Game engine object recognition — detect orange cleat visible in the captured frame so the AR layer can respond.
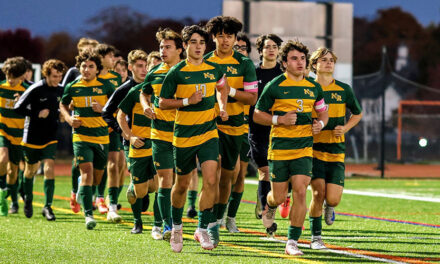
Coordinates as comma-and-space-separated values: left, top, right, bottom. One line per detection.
278, 196, 290, 218
96, 197, 108, 214
70, 192, 80, 213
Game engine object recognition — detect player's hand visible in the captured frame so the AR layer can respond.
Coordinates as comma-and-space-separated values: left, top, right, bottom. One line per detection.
278, 110, 297, 126
70, 115, 82, 128
38, 109, 50, 118
68, 101, 74, 111
13, 93, 20, 103
188, 90, 203, 105
143, 106, 156, 120
333, 125, 346, 137
122, 132, 130, 141
219, 109, 228, 121
130, 136, 145, 148
312, 120, 324, 135
91, 100, 103, 113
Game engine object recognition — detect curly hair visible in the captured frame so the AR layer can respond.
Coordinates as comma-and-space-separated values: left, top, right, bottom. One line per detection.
236, 32, 251, 54
42, 59, 68, 78
308, 47, 338, 73
1, 57, 28, 78
255, 34, 283, 55
205, 16, 242, 36
279, 40, 309, 71
75, 51, 103, 74
94, 43, 117, 57
181, 25, 209, 44
127, 49, 148, 65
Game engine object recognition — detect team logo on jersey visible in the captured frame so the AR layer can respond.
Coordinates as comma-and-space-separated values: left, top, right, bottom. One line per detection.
204, 73, 215, 80
331, 93, 342, 102
227, 66, 237, 75
110, 80, 118, 87
304, 88, 315, 97
93, 88, 103, 94
270, 172, 276, 179
76, 156, 84, 161
154, 161, 160, 167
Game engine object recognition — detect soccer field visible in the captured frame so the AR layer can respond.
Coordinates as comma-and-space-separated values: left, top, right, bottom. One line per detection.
1, 175, 439, 264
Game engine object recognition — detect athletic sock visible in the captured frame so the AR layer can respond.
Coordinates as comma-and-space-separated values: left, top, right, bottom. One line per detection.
79, 185, 93, 217
288, 182, 292, 194
131, 198, 142, 225
71, 161, 80, 193
97, 170, 107, 198
0, 174, 6, 189
153, 192, 162, 227
117, 186, 123, 197
309, 216, 322, 237
216, 203, 228, 221
17, 169, 24, 195
158, 188, 172, 227
171, 206, 184, 226
23, 177, 34, 201
258, 180, 271, 210
187, 190, 198, 208
108, 187, 119, 205
227, 191, 243, 218
198, 208, 213, 229
91, 185, 97, 198
7, 183, 18, 206
288, 225, 303, 241
44, 179, 55, 207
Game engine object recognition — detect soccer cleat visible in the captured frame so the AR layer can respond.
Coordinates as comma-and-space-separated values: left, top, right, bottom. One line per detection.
278, 196, 291, 218
151, 226, 163, 240
186, 206, 197, 219
9, 203, 18, 214
255, 192, 262, 219
96, 197, 108, 214
107, 210, 122, 223
266, 222, 277, 238
42, 206, 56, 221
131, 222, 143, 234
85, 216, 97, 230
141, 194, 150, 212
285, 241, 304, 256
117, 204, 122, 210
70, 192, 80, 213
262, 205, 276, 228
310, 237, 326, 250
207, 224, 220, 248
162, 225, 172, 242
126, 183, 136, 205
0, 189, 8, 216
170, 228, 183, 253
24, 198, 33, 218
225, 217, 240, 233
194, 229, 214, 250
324, 202, 335, 225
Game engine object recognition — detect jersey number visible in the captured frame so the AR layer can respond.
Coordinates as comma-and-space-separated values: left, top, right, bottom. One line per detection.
195, 84, 207, 97
4, 99, 15, 109
84, 97, 93, 107
297, 99, 304, 112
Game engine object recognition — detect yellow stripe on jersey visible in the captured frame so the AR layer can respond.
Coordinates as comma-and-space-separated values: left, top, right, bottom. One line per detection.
321, 81, 345, 91
227, 76, 244, 89
72, 95, 108, 108
270, 124, 312, 139
180, 61, 216, 72
151, 83, 162, 97
129, 147, 152, 158
151, 129, 173, 142
173, 129, 218, 148
71, 79, 104, 88
327, 103, 346, 118
0, 129, 22, 145
217, 124, 246, 136
268, 147, 313, 161
0, 98, 18, 109
132, 124, 150, 139
313, 150, 345, 163
279, 76, 316, 88
272, 99, 315, 113
313, 130, 345, 144
77, 116, 108, 128
154, 63, 171, 74
0, 82, 26, 92
153, 107, 176, 123
175, 108, 216, 126
72, 134, 109, 144
22, 140, 57, 149
175, 82, 216, 99
206, 54, 240, 65
0, 115, 25, 129
226, 101, 244, 116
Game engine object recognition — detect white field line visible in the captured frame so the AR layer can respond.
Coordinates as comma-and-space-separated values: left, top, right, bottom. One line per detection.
244, 179, 440, 203
260, 237, 407, 264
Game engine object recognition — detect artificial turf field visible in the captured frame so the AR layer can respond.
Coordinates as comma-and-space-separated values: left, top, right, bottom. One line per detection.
0, 175, 439, 263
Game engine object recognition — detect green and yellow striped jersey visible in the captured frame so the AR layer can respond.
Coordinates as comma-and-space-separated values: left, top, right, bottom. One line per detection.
142, 62, 175, 143
0, 80, 29, 145
255, 73, 324, 161
61, 78, 114, 144
312, 79, 362, 163
98, 70, 122, 89
118, 84, 152, 158
204, 51, 257, 136
160, 59, 224, 148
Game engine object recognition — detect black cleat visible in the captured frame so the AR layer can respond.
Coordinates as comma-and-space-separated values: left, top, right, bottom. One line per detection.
9, 203, 18, 214
131, 222, 143, 234
186, 206, 197, 219
266, 222, 277, 238
117, 203, 122, 210
42, 206, 56, 221
141, 194, 150, 212
24, 199, 33, 218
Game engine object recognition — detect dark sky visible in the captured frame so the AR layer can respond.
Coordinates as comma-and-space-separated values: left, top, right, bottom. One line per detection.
1, 0, 439, 36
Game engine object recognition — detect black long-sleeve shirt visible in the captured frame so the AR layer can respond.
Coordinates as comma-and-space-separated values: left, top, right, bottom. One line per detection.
14, 79, 64, 146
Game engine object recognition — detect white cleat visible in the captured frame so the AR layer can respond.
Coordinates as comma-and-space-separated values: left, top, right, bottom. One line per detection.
170, 228, 183, 253
151, 226, 163, 240
310, 237, 326, 250
285, 241, 304, 256
324, 202, 335, 225
194, 229, 214, 250
225, 217, 240, 233
85, 216, 97, 230
107, 211, 122, 223
262, 205, 276, 229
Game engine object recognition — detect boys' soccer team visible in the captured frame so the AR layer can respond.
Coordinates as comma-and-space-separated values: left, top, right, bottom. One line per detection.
0, 16, 362, 256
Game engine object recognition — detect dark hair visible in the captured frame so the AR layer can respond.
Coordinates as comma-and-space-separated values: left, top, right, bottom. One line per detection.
114, 59, 128, 69
24, 59, 33, 71
256, 34, 283, 55
205, 16, 242, 36
75, 50, 103, 74
2, 57, 27, 78
279, 40, 309, 71
236, 32, 251, 54
94, 43, 117, 57
156, 28, 184, 59
181, 25, 209, 44
42, 59, 67, 78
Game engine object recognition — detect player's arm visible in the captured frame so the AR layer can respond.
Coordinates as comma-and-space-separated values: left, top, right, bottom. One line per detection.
102, 87, 126, 133
334, 84, 363, 137
312, 93, 329, 135
13, 85, 34, 116
230, 59, 258, 105
216, 74, 229, 121
334, 113, 362, 137
140, 92, 155, 119
229, 87, 258, 105
116, 110, 144, 148
59, 102, 81, 128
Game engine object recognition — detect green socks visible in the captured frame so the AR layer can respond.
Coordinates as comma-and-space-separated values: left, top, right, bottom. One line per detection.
187, 190, 198, 208
0, 174, 5, 189
44, 179, 55, 207
158, 188, 172, 227
227, 192, 243, 218
71, 161, 80, 193
97, 170, 107, 198
7, 183, 18, 206
23, 177, 34, 201
153, 193, 162, 227
171, 206, 184, 226
216, 203, 228, 221
79, 186, 93, 217
288, 225, 303, 241
198, 208, 213, 229
131, 198, 142, 225
108, 187, 119, 205
309, 216, 322, 237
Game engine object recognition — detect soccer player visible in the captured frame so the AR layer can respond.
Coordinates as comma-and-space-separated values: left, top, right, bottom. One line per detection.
147, 51, 162, 71
0, 57, 29, 216
159, 25, 228, 252
308, 47, 362, 249
60, 51, 113, 229
102, 49, 149, 222
249, 34, 283, 229
94, 43, 122, 215
204, 16, 258, 245
140, 28, 183, 240
114, 59, 129, 83
14, 59, 67, 220
253, 40, 328, 256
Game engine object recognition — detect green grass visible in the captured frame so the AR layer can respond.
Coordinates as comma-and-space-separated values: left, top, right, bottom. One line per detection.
1, 176, 439, 263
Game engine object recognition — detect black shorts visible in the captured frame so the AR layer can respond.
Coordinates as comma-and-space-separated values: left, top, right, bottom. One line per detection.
248, 134, 269, 168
